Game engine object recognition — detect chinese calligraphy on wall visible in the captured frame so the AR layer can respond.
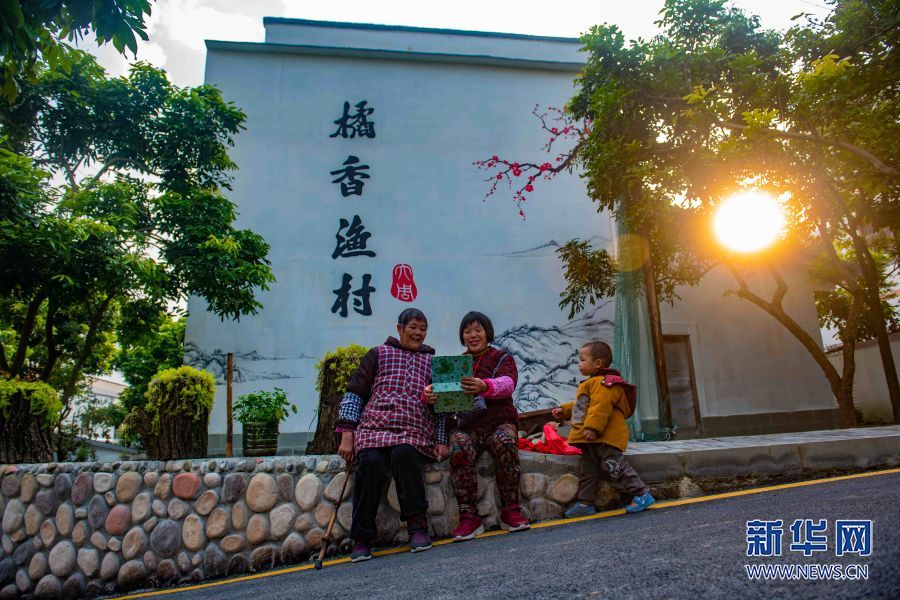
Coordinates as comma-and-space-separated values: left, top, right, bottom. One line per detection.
328, 100, 418, 318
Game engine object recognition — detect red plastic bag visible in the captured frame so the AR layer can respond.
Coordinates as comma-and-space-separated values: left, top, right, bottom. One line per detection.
520, 423, 582, 455
517, 437, 537, 452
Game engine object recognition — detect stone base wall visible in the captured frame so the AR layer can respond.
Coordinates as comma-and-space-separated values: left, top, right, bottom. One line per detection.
0, 453, 588, 599
7, 439, 891, 599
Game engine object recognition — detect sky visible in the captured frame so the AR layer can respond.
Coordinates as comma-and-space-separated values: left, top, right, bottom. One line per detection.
80, 0, 833, 87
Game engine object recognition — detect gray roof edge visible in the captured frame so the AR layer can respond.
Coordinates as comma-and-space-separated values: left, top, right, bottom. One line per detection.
262, 17, 582, 44
204, 40, 586, 71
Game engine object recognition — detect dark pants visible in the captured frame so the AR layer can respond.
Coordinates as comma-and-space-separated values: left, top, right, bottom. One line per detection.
351, 444, 428, 542
450, 422, 521, 514
575, 443, 647, 502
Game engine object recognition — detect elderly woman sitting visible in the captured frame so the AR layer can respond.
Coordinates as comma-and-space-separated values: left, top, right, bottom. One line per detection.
425, 311, 529, 541
335, 308, 449, 563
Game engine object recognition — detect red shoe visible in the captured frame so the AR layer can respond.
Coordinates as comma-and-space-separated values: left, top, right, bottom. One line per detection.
500, 504, 530, 532
452, 512, 485, 541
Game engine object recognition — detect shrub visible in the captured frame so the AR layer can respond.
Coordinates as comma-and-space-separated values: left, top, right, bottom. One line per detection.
0, 378, 63, 425
315, 343, 368, 392
0, 378, 63, 462
145, 365, 215, 432
125, 365, 215, 459
307, 343, 368, 454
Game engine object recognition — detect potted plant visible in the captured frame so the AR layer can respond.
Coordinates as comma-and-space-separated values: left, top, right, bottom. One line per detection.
234, 387, 297, 457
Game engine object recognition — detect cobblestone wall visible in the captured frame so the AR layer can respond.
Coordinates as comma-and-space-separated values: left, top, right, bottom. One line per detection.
0, 452, 586, 598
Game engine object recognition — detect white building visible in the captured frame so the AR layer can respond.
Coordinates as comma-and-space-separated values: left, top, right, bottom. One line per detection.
68, 375, 126, 443
186, 18, 836, 454
827, 333, 899, 424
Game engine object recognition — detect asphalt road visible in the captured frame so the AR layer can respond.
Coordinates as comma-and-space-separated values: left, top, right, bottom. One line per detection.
131, 471, 900, 600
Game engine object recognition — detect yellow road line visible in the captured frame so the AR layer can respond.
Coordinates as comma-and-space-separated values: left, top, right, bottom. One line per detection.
114, 466, 900, 599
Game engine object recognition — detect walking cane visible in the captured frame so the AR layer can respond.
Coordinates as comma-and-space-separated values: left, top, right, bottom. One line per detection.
314, 457, 354, 570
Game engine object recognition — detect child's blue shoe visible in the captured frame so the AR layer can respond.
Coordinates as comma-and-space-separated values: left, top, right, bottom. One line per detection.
625, 492, 655, 513
564, 501, 597, 518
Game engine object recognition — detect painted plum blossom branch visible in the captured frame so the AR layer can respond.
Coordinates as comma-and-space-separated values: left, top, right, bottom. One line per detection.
473, 105, 590, 218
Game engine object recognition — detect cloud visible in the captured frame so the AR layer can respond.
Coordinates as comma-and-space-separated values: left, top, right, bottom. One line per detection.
79, 0, 287, 86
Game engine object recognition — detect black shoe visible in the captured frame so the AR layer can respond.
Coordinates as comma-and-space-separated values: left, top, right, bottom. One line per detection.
350, 540, 372, 562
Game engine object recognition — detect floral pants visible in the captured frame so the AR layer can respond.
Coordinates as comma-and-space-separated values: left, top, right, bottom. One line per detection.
450, 422, 521, 514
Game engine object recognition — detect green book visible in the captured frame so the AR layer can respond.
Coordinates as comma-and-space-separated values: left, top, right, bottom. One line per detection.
431, 355, 473, 413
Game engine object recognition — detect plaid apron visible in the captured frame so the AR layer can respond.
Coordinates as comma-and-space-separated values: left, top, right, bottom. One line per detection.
355, 343, 438, 459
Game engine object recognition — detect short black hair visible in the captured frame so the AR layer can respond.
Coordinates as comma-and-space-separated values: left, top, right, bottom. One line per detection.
582, 341, 613, 367
459, 311, 494, 345
398, 308, 428, 327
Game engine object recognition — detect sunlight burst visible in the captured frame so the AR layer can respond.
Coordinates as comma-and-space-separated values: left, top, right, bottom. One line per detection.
713, 191, 785, 253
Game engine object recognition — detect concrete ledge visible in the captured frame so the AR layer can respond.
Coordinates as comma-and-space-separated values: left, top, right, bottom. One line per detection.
627, 453, 684, 483
798, 436, 900, 470
627, 425, 900, 483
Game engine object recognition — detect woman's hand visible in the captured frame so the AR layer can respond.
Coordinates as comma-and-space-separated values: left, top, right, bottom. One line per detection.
338, 431, 355, 463
551, 407, 563, 420
583, 429, 598, 441
461, 376, 487, 395
435, 443, 449, 461
423, 384, 437, 405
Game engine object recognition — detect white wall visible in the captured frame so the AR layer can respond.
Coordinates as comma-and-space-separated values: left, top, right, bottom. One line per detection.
828, 334, 899, 423
187, 20, 835, 438
190, 28, 614, 437
663, 263, 836, 419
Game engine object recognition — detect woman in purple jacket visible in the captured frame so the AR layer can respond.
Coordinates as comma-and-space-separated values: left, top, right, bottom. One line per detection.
335, 308, 449, 563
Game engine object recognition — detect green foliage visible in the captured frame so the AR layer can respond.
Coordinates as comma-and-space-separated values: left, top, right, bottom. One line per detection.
0, 377, 63, 425
557, 240, 617, 318
0, 0, 152, 101
142, 365, 214, 434
497, 0, 900, 420
116, 314, 184, 417
0, 55, 274, 453
315, 343, 368, 393
233, 387, 296, 424
560, 0, 897, 339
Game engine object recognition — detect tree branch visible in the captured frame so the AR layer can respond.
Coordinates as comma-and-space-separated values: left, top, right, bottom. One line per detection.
722, 121, 899, 177
61, 294, 114, 407
82, 156, 134, 191
83, 157, 124, 191
10, 290, 49, 376
767, 263, 789, 307
726, 263, 843, 391
63, 162, 80, 192
847, 18, 900, 53
839, 293, 861, 385
699, 261, 722, 278
40, 296, 60, 381
635, 88, 898, 177
0, 338, 8, 373
814, 218, 862, 290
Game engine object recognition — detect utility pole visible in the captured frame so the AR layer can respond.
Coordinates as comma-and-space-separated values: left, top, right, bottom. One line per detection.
226, 352, 234, 458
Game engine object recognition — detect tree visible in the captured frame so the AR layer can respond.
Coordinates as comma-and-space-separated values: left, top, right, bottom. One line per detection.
114, 313, 185, 445
0, 0, 152, 101
0, 54, 275, 462
476, 0, 899, 427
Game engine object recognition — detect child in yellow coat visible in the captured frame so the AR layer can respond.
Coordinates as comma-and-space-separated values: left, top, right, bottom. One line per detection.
552, 341, 655, 517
